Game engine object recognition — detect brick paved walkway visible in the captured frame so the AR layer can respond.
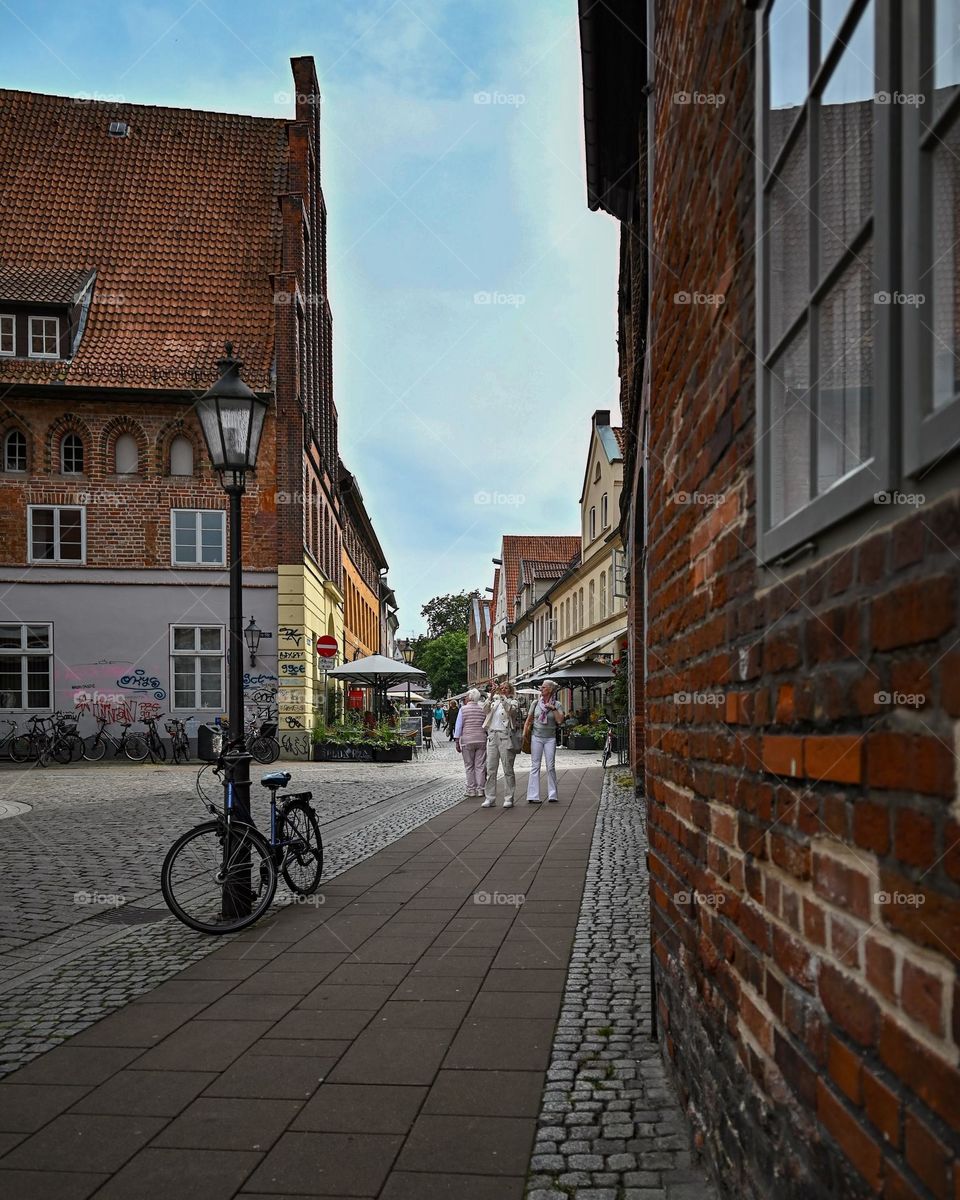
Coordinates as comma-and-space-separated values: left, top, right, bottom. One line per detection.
0, 760, 604, 1198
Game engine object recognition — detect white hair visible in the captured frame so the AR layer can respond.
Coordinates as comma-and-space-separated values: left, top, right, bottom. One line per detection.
467, 688, 482, 702
541, 679, 557, 693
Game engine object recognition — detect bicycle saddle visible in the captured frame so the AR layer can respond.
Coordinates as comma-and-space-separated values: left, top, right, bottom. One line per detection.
261, 771, 292, 789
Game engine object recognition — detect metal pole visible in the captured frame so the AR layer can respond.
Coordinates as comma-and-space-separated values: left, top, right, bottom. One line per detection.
223, 476, 252, 918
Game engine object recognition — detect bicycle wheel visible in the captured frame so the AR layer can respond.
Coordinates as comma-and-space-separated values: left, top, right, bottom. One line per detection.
250, 736, 280, 764
10, 735, 33, 763
123, 734, 149, 762
177, 735, 191, 764
279, 800, 323, 895
83, 734, 107, 762
161, 820, 277, 934
151, 737, 167, 763
53, 734, 84, 765
171, 737, 183, 765
602, 742, 611, 769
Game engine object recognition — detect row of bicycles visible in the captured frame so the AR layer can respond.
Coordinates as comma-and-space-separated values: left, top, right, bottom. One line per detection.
0, 712, 280, 767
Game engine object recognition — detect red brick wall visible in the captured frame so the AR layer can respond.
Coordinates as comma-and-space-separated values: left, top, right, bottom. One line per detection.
0, 399, 277, 568
634, 4, 960, 1198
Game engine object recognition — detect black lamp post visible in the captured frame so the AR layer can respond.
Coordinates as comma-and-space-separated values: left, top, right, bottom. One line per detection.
244, 617, 262, 666
196, 342, 268, 917
544, 642, 557, 670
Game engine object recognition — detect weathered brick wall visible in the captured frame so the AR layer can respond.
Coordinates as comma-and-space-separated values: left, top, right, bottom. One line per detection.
639, 4, 960, 1198
0, 398, 277, 569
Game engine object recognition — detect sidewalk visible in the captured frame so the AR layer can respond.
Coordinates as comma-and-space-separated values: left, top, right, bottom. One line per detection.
0, 761, 603, 1199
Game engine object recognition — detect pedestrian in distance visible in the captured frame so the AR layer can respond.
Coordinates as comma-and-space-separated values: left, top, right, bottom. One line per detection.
454, 688, 487, 798
445, 700, 458, 740
481, 679, 520, 808
434, 704, 444, 730
524, 679, 565, 804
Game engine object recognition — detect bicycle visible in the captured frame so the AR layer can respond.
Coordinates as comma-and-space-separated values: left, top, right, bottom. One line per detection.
161, 747, 323, 934
247, 719, 279, 764
0, 718, 31, 762
165, 717, 191, 765
601, 718, 615, 769
43, 711, 85, 766
140, 714, 167, 763
83, 715, 149, 762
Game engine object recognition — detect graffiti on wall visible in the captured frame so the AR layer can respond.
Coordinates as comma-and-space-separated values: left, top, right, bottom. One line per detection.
115, 668, 166, 700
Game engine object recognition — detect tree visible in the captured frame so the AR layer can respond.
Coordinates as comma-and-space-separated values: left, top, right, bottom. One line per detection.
420, 590, 477, 639
414, 631, 468, 699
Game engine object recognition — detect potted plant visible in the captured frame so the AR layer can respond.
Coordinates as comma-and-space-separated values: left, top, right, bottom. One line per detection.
567, 723, 605, 751
312, 720, 374, 762
370, 722, 414, 762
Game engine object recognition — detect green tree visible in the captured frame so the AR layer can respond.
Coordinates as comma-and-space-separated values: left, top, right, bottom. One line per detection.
420, 590, 477, 639
414, 631, 468, 699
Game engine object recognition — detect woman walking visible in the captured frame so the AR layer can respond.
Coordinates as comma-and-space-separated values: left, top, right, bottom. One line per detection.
482, 680, 520, 808
445, 700, 458, 740
454, 689, 487, 798
524, 679, 565, 804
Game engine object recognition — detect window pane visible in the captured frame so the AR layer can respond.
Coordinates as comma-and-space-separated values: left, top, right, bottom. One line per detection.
769, 0, 809, 165
115, 433, 137, 474
817, 250, 874, 493
818, 0, 855, 59
174, 512, 197, 562
30, 508, 55, 559
170, 436, 193, 476
173, 627, 196, 650
768, 123, 810, 348
199, 513, 223, 563
931, 112, 960, 410
935, 0, 960, 115
0, 656, 22, 707
199, 658, 222, 707
818, 1, 874, 275
770, 329, 812, 525
59, 509, 82, 560
5, 430, 26, 471
173, 659, 195, 709
26, 625, 49, 649
199, 627, 221, 651
26, 657, 50, 708
0, 626, 21, 649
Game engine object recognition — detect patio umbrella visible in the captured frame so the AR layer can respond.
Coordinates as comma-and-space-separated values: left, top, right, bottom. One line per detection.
326, 654, 426, 716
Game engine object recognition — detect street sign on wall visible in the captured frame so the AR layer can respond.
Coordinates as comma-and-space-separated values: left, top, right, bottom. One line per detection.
316, 635, 338, 659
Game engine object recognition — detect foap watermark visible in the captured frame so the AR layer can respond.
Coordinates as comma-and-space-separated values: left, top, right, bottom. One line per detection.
273, 291, 324, 307
873, 490, 925, 507
673, 691, 725, 706
674, 291, 725, 307
286, 894, 326, 908
73, 91, 126, 104
474, 291, 525, 307
673, 90, 726, 106
90, 292, 126, 309
473, 90, 526, 107
474, 890, 524, 907
72, 491, 123, 507
674, 490, 726, 506
875, 890, 925, 907
273, 91, 320, 106
474, 490, 525, 507
675, 890, 725, 907
875, 91, 925, 107
74, 891, 125, 907
874, 290, 925, 307
875, 691, 925, 709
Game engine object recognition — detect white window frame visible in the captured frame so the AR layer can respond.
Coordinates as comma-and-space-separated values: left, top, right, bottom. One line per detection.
0, 314, 14, 356
756, 0, 895, 562
27, 505, 86, 564
169, 624, 225, 712
0, 622, 53, 711
170, 509, 226, 567
28, 316, 60, 359
589, 507, 596, 541
4, 429, 26, 472
601, 493, 609, 529
60, 432, 84, 475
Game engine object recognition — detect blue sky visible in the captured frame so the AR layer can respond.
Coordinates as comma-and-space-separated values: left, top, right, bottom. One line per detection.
1, 0, 619, 635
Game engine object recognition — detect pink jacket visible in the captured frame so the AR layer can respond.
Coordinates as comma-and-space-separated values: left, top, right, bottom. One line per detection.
454, 702, 487, 745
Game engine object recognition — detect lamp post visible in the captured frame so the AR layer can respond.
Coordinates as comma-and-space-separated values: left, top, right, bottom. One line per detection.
196, 342, 268, 917
244, 617, 262, 666
544, 642, 556, 670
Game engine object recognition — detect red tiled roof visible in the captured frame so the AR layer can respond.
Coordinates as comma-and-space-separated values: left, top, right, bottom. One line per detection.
520, 557, 574, 584
0, 89, 288, 389
502, 535, 580, 617
613, 427, 626, 454
0, 264, 95, 304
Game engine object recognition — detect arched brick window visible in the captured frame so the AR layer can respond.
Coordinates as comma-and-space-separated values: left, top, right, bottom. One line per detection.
61, 432, 84, 474
115, 433, 138, 474
170, 436, 193, 476
3, 429, 26, 472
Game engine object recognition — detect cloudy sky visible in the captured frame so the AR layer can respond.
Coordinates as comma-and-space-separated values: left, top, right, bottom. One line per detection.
1, 0, 619, 635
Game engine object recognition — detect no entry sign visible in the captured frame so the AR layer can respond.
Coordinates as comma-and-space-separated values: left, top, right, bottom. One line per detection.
316, 635, 338, 659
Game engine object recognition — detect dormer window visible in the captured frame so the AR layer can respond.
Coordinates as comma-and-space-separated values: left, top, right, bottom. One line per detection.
0, 315, 13, 355
29, 316, 59, 359
60, 433, 83, 475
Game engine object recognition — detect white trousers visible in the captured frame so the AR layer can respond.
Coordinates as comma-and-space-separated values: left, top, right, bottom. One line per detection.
526, 734, 558, 801
484, 731, 517, 801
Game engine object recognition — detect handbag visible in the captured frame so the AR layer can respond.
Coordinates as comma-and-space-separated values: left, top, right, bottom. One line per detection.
520, 713, 532, 755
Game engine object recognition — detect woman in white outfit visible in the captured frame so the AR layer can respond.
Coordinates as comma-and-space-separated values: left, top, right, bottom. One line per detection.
482, 680, 520, 808
524, 679, 565, 804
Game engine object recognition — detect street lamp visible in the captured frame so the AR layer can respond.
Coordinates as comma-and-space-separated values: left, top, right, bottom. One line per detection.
400, 638, 416, 665
544, 642, 557, 669
196, 342, 268, 918
244, 617, 262, 666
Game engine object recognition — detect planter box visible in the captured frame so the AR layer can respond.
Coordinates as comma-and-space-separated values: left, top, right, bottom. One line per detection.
568, 735, 601, 751
312, 742, 374, 762
372, 746, 414, 763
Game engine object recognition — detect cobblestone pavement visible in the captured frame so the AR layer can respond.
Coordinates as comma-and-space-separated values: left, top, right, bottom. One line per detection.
527, 773, 719, 1200
0, 738, 487, 1076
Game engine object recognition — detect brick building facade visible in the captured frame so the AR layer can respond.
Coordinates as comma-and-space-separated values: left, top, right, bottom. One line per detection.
580, 2, 960, 1198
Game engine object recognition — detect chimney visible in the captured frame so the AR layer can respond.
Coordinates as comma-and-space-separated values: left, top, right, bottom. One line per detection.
593, 410, 611, 429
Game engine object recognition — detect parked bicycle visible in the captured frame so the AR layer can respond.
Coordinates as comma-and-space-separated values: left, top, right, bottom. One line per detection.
165, 717, 191, 765
140, 714, 167, 763
161, 744, 323, 934
601, 717, 615, 769
83, 715, 149, 762
247, 716, 280, 764
43, 711, 84, 766
0, 718, 32, 762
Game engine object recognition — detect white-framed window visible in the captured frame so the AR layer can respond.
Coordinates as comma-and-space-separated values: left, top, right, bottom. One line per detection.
28, 316, 59, 359
600, 570, 607, 619
0, 315, 14, 356
169, 436, 194, 476
589, 579, 595, 626
170, 625, 224, 711
28, 505, 85, 563
60, 432, 84, 475
114, 433, 138, 474
3, 429, 26, 472
0, 623, 52, 710
601, 493, 609, 528
589, 506, 596, 541
171, 509, 226, 566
